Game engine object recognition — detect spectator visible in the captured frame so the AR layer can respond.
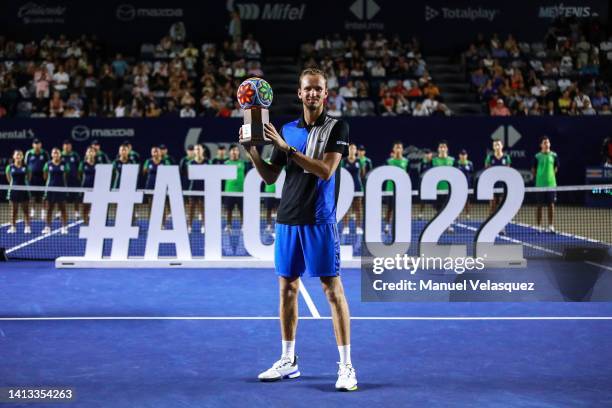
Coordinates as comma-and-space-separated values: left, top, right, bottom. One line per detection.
114, 99, 127, 117
490, 99, 511, 116
52, 65, 70, 97
180, 104, 196, 117
421, 94, 438, 114
228, 12, 242, 42
345, 99, 360, 117
48, 91, 64, 117
243, 34, 262, 59
573, 89, 591, 109
582, 100, 597, 115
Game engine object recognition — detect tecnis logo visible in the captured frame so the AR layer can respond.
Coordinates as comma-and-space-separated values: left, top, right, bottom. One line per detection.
539, 4, 597, 19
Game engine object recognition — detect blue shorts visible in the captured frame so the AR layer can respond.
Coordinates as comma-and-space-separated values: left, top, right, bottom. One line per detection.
275, 223, 341, 278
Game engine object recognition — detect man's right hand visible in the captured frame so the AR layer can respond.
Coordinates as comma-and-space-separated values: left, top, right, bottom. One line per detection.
239, 127, 259, 160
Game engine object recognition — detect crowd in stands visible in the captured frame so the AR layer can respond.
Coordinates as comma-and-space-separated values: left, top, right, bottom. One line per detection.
0, 23, 263, 118
464, 18, 612, 116
301, 33, 451, 117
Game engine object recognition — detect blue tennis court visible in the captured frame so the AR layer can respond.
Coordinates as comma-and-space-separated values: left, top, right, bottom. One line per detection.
1, 257, 612, 407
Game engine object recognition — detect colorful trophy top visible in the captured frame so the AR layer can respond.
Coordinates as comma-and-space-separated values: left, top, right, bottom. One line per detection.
237, 77, 273, 110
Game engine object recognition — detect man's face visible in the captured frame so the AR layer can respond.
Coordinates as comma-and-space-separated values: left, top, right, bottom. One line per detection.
358, 149, 365, 158
187, 148, 195, 159
194, 145, 203, 158
392, 143, 403, 156
119, 146, 129, 159
298, 74, 328, 111
151, 147, 160, 159
63, 143, 72, 152
51, 149, 61, 161
438, 144, 448, 157
459, 153, 468, 161
218, 148, 226, 158
161, 148, 168, 157
33, 142, 41, 152
493, 140, 503, 153
229, 147, 239, 160
348, 144, 357, 156
541, 138, 551, 151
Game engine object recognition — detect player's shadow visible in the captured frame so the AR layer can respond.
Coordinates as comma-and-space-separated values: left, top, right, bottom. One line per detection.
241, 374, 331, 384
303, 379, 389, 393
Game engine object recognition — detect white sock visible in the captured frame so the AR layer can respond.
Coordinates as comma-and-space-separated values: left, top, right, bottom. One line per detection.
338, 344, 351, 365
282, 340, 295, 361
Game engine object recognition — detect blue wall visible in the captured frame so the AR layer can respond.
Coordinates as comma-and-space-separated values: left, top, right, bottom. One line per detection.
1, 117, 610, 186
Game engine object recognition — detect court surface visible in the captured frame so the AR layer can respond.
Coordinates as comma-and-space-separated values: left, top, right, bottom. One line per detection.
1, 259, 612, 408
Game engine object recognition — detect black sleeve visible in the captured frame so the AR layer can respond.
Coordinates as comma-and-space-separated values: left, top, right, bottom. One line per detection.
324, 120, 349, 156
554, 154, 560, 170
269, 126, 287, 167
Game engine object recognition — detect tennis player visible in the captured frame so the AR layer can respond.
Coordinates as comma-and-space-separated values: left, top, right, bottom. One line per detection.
241, 68, 357, 391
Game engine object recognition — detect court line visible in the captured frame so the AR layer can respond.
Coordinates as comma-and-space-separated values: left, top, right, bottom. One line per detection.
454, 222, 612, 272
0, 316, 611, 321
299, 281, 321, 318
6, 220, 83, 254
0, 220, 23, 229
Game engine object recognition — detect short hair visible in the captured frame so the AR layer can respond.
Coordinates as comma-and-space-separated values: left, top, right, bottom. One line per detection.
493, 139, 503, 145
299, 67, 327, 88
540, 135, 550, 143
217, 144, 226, 150
120, 143, 130, 148
392, 140, 403, 147
229, 144, 239, 150
438, 139, 448, 146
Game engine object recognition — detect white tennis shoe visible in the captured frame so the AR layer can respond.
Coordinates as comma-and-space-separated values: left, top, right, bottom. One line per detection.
258, 356, 300, 382
335, 363, 358, 391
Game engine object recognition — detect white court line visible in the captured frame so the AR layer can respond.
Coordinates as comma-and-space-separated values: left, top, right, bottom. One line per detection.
6, 220, 83, 254
1, 220, 23, 229
454, 222, 612, 272
299, 280, 321, 318
0, 316, 611, 321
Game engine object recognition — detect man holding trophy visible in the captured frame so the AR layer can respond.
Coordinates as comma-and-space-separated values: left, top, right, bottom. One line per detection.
238, 70, 357, 391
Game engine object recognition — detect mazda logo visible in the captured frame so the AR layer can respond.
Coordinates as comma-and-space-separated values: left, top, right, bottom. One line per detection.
71, 125, 90, 142
116, 4, 136, 21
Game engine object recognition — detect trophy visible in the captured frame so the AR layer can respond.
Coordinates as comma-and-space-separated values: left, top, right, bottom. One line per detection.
237, 77, 274, 146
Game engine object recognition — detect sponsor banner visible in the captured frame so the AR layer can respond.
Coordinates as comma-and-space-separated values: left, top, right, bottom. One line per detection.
0, 1, 607, 53
0, 117, 611, 187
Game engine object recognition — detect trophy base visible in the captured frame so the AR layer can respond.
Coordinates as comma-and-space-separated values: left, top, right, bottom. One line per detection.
240, 124, 272, 146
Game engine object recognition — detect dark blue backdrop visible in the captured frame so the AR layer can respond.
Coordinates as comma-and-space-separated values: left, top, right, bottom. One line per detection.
0, 1, 608, 55
1, 116, 610, 186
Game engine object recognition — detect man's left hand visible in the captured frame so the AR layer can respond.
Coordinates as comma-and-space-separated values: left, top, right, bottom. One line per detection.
264, 123, 289, 152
